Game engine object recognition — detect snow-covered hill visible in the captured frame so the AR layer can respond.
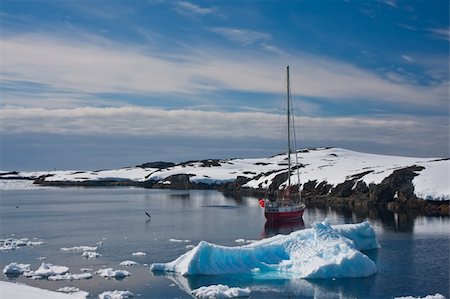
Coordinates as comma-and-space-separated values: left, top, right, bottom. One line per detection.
1, 148, 449, 201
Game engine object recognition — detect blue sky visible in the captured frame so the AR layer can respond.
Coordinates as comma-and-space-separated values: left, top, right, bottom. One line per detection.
1, 0, 449, 170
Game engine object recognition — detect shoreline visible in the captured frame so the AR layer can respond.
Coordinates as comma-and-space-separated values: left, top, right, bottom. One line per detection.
1, 176, 448, 216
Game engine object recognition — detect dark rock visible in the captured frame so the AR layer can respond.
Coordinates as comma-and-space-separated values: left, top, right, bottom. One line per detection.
137, 161, 176, 169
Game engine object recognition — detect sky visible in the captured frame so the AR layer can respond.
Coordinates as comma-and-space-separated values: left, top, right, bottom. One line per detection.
0, 0, 449, 171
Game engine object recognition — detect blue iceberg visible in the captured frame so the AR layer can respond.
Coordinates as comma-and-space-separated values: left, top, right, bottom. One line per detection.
151, 220, 380, 279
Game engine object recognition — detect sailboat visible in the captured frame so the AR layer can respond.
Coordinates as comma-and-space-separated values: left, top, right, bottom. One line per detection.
261, 66, 306, 222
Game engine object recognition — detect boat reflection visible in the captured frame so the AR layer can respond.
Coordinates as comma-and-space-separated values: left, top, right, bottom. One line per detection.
262, 218, 305, 238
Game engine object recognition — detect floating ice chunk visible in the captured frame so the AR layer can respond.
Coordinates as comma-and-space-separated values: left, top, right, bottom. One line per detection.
96, 268, 131, 278
82, 251, 101, 259
98, 290, 134, 299
48, 272, 92, 281
3, 262, 31, 274
394, 294, 446, 299
132, 251, 146, 256
151, 221, 379, 279
60, 246, 98, 252
56, 286, 90, 298
0, 238, 45, 251
169, 239, 191, 243
191, 284, 251, 298
31, 262, 69, 277
120, 260, 138, 266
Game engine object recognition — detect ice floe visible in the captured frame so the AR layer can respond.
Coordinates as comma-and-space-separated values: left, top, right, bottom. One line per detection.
132, 251, 146, 256
56, 287, 90, 298
3, 262, 31, 275
170, 239, 191, 243
60, 246, 98, 252
119, 260, 138, 266
26, 262, 69, 278
96, 268, 131, 278
48, 272, 93, 281
0, 238, 45, 251
395, 294, 446, 299
98, 290, 134, 299
191, 284, 251, 298
82, 251, 101, 259
151, 220, 379, 279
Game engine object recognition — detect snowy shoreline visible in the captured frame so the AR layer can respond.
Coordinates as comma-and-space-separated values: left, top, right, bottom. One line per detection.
1, 148, 449, 215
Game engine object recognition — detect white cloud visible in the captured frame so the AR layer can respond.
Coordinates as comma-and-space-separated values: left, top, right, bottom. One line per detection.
1, 106, 447, 155
0, 33, 448, 111
401, 54, 413, 62
209, 27, 271, 46
426, 27, 450, 41
175, 1, 216, 16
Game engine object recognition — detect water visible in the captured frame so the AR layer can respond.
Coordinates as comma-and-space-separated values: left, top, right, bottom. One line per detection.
0, 184, 449, 298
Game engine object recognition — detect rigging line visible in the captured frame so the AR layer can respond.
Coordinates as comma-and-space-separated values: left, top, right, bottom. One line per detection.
290, 72, 302, 200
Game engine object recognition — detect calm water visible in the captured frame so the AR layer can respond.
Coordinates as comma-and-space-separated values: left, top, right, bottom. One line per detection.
0, 186, 449, 298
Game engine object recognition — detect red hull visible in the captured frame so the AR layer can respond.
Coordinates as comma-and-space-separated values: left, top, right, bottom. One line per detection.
264, 208, 305, 222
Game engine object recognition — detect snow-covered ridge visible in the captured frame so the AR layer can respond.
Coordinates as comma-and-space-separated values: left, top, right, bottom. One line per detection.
1, 148, 448, 201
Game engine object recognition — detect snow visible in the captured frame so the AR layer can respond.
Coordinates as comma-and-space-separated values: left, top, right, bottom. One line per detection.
151, 220, 379, 279
5, 147, 447, 201
3, 262, 31, 274
0, 281, 88, 299
98, 290, 134, 299
395, 294, 446, 299
191, 284, 251, 298
95, 268, 131, 278
132, 251, 146, 256
120, 260, 138, 266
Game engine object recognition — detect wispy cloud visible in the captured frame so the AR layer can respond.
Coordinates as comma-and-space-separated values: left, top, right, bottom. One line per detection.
426, 27, 450, 41
401, 54, 414, 62
209, 27, 271, 46
1, 33, 447, 111
174, 1, 216, 16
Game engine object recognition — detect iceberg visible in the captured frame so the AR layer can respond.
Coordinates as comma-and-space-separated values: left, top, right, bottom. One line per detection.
151, 220, 379, 279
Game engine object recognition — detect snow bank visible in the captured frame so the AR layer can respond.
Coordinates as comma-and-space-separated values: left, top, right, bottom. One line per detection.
191, 284, 251, 298
3, 262, 31, 274
98, 290, 134, 299
151, 220, 379, 279
395, 294, 446, 299
0, 281, 88, 299
96, 268, 131, 278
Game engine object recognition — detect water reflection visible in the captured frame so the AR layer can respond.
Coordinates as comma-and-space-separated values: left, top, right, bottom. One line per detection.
262, 219, 305, 238
154, 272, 376, 299
304, 202, 449, 234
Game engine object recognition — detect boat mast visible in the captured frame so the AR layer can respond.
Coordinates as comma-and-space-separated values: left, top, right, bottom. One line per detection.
287, 65, 291, 187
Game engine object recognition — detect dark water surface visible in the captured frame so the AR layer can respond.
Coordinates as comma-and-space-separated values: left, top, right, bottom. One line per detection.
0, 187, 449, 298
